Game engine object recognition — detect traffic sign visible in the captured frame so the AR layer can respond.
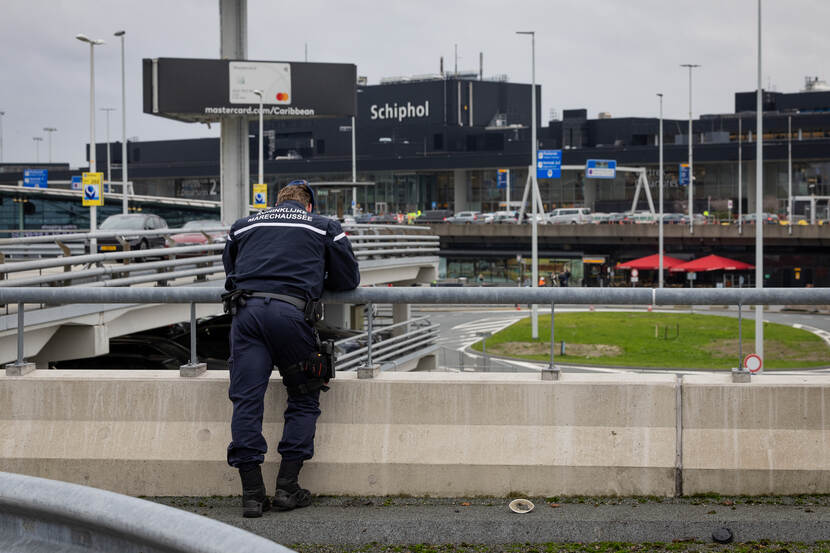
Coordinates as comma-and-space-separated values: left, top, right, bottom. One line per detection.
23, 169, 48, 188
585, 159, 616, 179
728, 199, 734, 210
679, 164, 690, 186
536, 150, 562, 179
497, 168, 510, 189
82, 172, 104, 206
743, 353, 762, 373
252, 183, 267, 209
71, 176, 82, 190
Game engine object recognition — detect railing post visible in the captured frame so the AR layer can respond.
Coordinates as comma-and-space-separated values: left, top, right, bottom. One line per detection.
5, 303, 36, 376
358, 302, 379, 379
179, 302, 206, 377
542, 301, 560, 380
477, 331, 491, 372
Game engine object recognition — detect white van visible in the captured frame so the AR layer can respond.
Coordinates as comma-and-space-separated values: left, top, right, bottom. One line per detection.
547, 207, 592, 224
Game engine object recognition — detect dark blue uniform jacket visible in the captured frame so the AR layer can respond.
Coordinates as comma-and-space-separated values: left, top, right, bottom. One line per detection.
222, 200, 360, 300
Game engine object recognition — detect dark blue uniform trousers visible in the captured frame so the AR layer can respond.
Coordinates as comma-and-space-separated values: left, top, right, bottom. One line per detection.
227, 297, 321, 468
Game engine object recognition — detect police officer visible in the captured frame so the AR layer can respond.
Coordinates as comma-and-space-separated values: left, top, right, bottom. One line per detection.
222, 180, 360, 518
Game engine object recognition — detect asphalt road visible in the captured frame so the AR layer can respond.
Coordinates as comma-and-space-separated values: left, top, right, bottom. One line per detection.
152, 496, 830, 545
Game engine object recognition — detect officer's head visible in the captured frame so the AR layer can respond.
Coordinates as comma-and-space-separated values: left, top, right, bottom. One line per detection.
277, 180, 316, 212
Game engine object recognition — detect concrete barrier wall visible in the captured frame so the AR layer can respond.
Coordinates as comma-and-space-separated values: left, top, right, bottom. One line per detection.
0, 371, 827, 497
0, 371, 677, 497
682, 374, 830, 495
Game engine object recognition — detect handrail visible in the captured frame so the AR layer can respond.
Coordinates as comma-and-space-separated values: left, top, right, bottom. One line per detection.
1, 286, 829, 305
0, 471, 291, 553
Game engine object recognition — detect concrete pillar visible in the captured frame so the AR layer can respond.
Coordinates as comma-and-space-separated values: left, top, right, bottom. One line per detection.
453, 169, 467, 212
324, 304, 350, 329
746, 161, 758, 213
391, 303, 411, 337
219, 0, 250, 224
350, 304, 365, 331
583, 178, 597, 211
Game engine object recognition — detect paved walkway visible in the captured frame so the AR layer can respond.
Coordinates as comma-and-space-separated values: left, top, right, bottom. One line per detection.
151, 497, 830, 545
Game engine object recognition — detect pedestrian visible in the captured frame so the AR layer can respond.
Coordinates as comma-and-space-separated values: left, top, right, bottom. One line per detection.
222, 180, 360, 518
559, 269, 571, 288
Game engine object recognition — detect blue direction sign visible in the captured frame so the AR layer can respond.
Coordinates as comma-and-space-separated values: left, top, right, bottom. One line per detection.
71, 176, 82, 190
585, 159, 616, 179
679, 163, 690, 186
23, 169, 48, 188
497, 168, 510, 189
536, 150, 562, 179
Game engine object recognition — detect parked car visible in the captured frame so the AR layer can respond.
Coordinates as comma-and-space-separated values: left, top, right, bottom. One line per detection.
368, 213, 400, 224
473, 212, 496, 224
661, 213, 685, 224
446, 211, 480, 224
547, 207, 592, 224
742, 212, 780, 224
605, 212, 628, 224
169, 220, 225, 246
492, 212, 518, 224
354, 212, 374, 224
630, 211, 657, 224
415, 209, 454, 224
96, 213, 169, 254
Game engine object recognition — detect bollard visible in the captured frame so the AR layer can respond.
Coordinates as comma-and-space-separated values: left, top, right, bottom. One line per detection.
541, 366, 561, 381
179, 302, 206, 377
357, 363, 380, 379
543, 302, 559, 380
5, 303, 36, 376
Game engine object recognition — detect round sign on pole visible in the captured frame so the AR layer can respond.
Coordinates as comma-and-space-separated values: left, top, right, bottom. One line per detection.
743, 354, 762, 373
631, 268, 639, 278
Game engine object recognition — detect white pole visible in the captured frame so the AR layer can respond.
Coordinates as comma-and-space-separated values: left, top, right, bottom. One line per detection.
755, 0, 764, 367
658, 93, 664, 288
788, 115, 792, 235
681, 64, 700, 234
738, 117, 743, 235
101, 107, 114, 185
0, 111, 4, 162
89, 42, 97, 254
253, 90, 263, 186
33, 137, 42, 162
506, 169, 511, 212
116, 31, 128, 214
352, 115, 357, 216
43, 128, 57, 163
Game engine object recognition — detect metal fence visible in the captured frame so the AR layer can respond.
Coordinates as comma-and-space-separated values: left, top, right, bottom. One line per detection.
4, 286, 829, 377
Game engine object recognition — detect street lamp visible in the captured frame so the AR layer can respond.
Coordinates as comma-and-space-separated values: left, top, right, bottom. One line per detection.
253, 90, 264, 189
517, 30, 539, 339
680, 63, 701, 234
657, 93, 664, 288
76, 33, 105, 254
115, 30, 129, 214
100, 108, 115, 185
754, 0, 764, 366
43, 127, 57, 163
32, 137, 43, 162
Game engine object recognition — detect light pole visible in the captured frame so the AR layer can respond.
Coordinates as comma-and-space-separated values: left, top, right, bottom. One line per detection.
0, 110, 5, 162
517, 30, 539, 339
42, 127, 57, 163
253, 90, 264, 188
738, 117, 743, 235
352, 115, 357, 216
755, 0, 764, 366
657, 93, 664, 288
76, 33, 104, 254
788, 114, 792, 235
32, 137, 43, 162
101, 107, 115, 185
680, 64, 700, 234
115, 30, 128, 214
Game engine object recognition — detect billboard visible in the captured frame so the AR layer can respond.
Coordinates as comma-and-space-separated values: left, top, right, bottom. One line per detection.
143, 58, 356, 123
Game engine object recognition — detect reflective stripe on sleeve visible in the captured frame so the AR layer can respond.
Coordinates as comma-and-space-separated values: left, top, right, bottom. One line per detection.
333, 232, 346, 241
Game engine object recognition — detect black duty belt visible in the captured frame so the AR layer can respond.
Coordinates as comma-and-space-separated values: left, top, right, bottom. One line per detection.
248, 292, 306, 311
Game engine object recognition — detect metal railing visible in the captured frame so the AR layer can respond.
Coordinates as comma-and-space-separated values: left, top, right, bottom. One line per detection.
4, 286, 829, 378
0, 225, 438, 286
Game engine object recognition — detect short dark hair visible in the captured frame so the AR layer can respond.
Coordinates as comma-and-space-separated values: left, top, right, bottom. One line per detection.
277, 184, 311, 206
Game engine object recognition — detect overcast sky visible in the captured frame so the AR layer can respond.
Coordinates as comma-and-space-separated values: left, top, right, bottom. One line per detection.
1, 0, 828, 168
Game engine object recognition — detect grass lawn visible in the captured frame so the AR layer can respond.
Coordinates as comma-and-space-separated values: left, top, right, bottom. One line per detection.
470, 312, 830, 370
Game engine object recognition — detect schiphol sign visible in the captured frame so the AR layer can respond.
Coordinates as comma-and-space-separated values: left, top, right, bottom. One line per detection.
370, 101, 430, 122
143, 58, 356, 123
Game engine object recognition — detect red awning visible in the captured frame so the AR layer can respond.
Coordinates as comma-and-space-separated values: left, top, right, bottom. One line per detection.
618, 254, 686, 270
670, 254, 755, 272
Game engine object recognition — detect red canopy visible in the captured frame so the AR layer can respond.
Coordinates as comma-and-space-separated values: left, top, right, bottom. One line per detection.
670, 254, 755, 272
618, 254, 686, 270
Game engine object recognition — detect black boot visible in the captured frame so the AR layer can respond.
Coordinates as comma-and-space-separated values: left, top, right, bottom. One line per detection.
239, 464, 271, 518
273, 459, 312, 511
